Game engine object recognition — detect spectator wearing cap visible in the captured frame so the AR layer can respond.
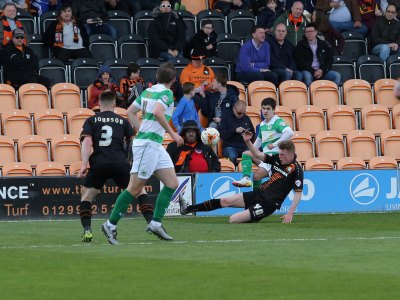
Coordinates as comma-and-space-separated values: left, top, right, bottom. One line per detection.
189, 20, 217, 58
166, 120, 221, 173
0, 2, 29, 47
43, 2, 92, 63
2, 28, 50, 88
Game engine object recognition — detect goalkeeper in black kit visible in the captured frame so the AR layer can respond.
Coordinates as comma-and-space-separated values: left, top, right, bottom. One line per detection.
180, 132, 304, 223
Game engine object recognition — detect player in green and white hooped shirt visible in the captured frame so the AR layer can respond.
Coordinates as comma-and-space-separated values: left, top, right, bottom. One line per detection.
233, 98, 294, 188
102, 63, 184, 243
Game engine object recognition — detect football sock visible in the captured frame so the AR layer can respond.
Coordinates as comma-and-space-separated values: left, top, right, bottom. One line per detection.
137, 193, 154, 224
109, 190, 135, 225
79, 201, 92, 229
253, 180, 262, 189
186, 199, 221, 213
241, 154, 252, 178
152, 186, 175, 222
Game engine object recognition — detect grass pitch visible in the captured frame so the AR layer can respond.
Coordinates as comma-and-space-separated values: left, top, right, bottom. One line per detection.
1, 213, 399, 300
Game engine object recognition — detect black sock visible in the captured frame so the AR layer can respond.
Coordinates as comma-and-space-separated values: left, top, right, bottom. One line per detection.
187, 199, 221, 213
79, 201, 92, 230
137, 194, 154, 224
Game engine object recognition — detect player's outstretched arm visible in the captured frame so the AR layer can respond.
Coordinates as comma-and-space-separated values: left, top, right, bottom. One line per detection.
153, 102, 184, 146
127, 104, 141, 133
243, 131, 265, 161
281, 191, 302, 223
78, 136, 92, 178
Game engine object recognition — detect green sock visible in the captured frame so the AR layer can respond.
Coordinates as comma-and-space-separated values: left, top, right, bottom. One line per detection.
253, 180, 262, 189
109, 190, 135, 225
153, 186, 175, 222
241, 154, 253, 178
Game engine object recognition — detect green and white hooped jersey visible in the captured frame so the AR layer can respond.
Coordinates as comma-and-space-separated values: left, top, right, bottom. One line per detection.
254, 115, 290, 154
132, 84, 174, 146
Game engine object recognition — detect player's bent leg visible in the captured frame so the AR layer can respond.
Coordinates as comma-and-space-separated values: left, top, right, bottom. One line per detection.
229, 209, 252, 223
253, 166, 269, 189
79, 187, 99, 242
220, 193, 246, 208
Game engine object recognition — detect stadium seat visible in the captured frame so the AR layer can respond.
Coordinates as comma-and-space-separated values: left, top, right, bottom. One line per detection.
39, 10, 57, 34
104, 58, 129, 85
67, 108, 95, 135
89, 34, 117, 63
356, 55, 386, 84
118, 34, 148, 62
247, 81, 277, 107
38, 58, 67, 86
305, 157, 334, 170
0, 135, 16, 166
113, 107, 128, 119
227, 10, 256, 41
386, 54, 400, 79
35, 108, 65, 140
18, 135, 49, 166
133, 10, 154, 41
279, 80, 308, 111
198, 109, 209, 128
315, 130, 345, 162
309, 80, 339, 110
29, 34, 50, 60
1, 162, 32, 177
107, 10, 132, 37
336, 157, 366, 170
70, 58, 100, 89
332, 55, 356, 84
374, 79, 398, 109
16, 10, 36, 34
204, 57, 231, 80
197, 10, 226, 35
181, 0, 208, 14
216, 33, 242, 63
346, 130, 377, 161
245, 106, 262, 129
177, 10, 196, 44
219, 158, 236, 172
1, 109, 33, 140
68, 161, 84, 176
162, 133, 174, 149
368, 156, 398, 169
170, 57, 191, 82
342, 79, 373, 110
136, 58, 162, 85
380, 129, 400, 160
291, 131, 314, 163
361, 104, 391, 135
342, 31, 367, 60
392, 104, 400, 129
295, 105, 325, 136
327, 105, 357, 135
35, 161, 67, 176
51, 134, 81, 165
275, 106, 294, 130
0, 84, 17, 116
51, 83, 82, 114
18, 83, 50, 114
228, 81, 247, 103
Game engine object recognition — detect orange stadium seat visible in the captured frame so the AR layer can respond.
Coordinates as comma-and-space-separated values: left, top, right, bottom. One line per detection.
219, 158, 236, 172
295, 105, 325, 136
0, 135, 16, 166
275, 106, 294, 130
380, 129, 400, 160
368, 156, 398, 169
291, 131, 314, 163
1, 162, 32, 177
279, 80, 308, 111
392, 104, 400, 129
198, 109, 209, 128
336, 157, 366, 170
114, 107, 128, 119
182, 0, 207, 14
247, 80, 277, 107
18, 135, 49, 166
51, 134, 81, 165
361, 104, 391, 135
67, 108, 95, 136
245, 106, 262, 129
162, 133, 174, 149
35, 161, 67, 176
228, 81, 247, 103
314, 130, 345, 162
309, 80, 340, 110
327, 105, 357, 135
346, 130, 377, 161
18, 83, 49, 114
69, 161, 84, 176
35, 108, 65, 140
51, 83, 81, 113
1, 109, 33, 140
0, 84, 17, 115
374, 79, 398, 109
305, 157, 334, 170
342, 79, 373, 110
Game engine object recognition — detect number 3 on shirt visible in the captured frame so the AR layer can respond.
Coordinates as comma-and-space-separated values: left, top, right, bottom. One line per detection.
99, 125, 113, 146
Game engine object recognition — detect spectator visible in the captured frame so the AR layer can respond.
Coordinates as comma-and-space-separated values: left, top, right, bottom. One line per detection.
72, 0, 118, 40
148, 0, 186, 61
0, 2, 28, 47
218, 100, 255, 165
0, 0, 26, 10
258, 0, 284, 32
200, 73, 239, 128
119, 62, 145, 106
282, 0, 316, 14
88, 65, 123, 109
166, 120, 221, 173
30, 0, 62, 16
172, 82, 204, 134
189, 20, 217, 58
370, 4, 400, 62
267, 23, 303, 83
212, 0, 252, 16
235, 25, 279, 85
294, 23, 341, 87
43, 2, 92, 63
2, 28, 50, 88
274, 1, 309, 46
127, 0, 164, 14
104, 0, 131, 12
358, 0, 382, 30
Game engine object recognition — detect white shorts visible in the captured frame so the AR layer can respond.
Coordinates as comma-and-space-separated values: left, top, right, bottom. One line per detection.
258, 162, 271, 175
131, 142, 174, 179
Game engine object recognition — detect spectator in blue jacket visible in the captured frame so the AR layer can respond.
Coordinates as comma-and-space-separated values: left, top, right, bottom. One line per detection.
172, 82, 204, 134
235, 25, 279, 85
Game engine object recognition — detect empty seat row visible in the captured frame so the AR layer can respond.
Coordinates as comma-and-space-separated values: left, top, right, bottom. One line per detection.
305, 156, 398, 171
1, 161, 84, 177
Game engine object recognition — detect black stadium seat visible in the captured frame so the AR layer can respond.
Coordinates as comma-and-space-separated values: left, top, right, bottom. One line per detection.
38, 58, 67, 87
71, 58, 99, 89
356, 55, 385, 84
133, 10, 154, 41
197, 10, 226, 35
103, 58, 129, 84
332, 55, 356, 85
118, 34, 148, 62
108, 10, 132, 37
136, 58, 161, 84
387, 55, 400, 79
342, 31, 368, 60
216, 33, 242, 63
227, 10, 256, 41
89, 34, 117, 63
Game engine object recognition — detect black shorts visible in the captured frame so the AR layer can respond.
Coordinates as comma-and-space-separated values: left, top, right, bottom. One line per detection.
243, 189, 281, 222
84, 162, 130, 190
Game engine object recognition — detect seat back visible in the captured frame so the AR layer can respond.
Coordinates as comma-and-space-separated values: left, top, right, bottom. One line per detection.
197, 10, 226, 35
342, 79, 373, 110
38, 58, 67, 86
374, 79, 398, 109
295, 105, 325, 136
35, 108, 65, 140
104, 58, 129, 84
68, 161, 84, 176
133, 10, 154, 41
309, 80, 339, 110
336, 157, 366, 170
393, 104, 400, 129
327, 105, 357, 135
387, 54, 400, 79
247, 81, 277, 107
380, 129, 400, 160
361, 104, 391, 135
177, 10, 196, 43
305, 157, 334, 170
108, 10, 132, 37
51, 83, 81, 113
71, 58, 100, 89
315, 130, 345, 162
18, 135, 49, 165
16, 10, 36, 34
67, 108, 95, 135
228, 81, 246, 103
342, 31, 367, 59
227, 10, 256, 40
0, 135, 16, 166
332, 55, 356, 84
0, 84, 17, 115
198, 109, 209, 128
89, 34, 117, 63
346, 130, 376, 161
291, 131, 314, 163
219, 158, 236, 172
51, 134, 81, 165
162, 133, 174, 149
279, 80, 308, 111
2, 109, 32, 140
204, 57, 231, 80
136, 58, 162, 84
245, 106, 262, 129
29, 34, 49, 60
36, 161, 67, 176
18, 83, 49, 114
118, 34, 148, 62
216, 33, 242, 63
369, 156, 398, 169
357, 55, 385, 84
275, 106, 294, 130
2, 162, 32, 177
39, 10, 57, 34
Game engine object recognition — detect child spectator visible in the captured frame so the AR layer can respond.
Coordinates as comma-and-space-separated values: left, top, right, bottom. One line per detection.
119, 62, 145, 107
258, 0, 283, 32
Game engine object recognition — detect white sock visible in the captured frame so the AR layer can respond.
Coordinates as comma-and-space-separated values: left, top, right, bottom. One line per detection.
106, 220, 116, 230
150, 220, 161, 227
